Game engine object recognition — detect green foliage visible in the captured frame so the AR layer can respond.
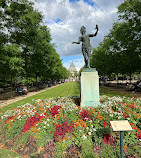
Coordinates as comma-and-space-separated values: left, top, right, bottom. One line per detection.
81, 136, 95, 158
0, 148, 22, 158
91, 0, 141, 78
0, 0, 69, 89
65, 110, 80, 122
96, 127, 111, 137
100, 144, 120, 158
7, 117, 26, 139
13, 132, 31, 150
34, 119, 56, 148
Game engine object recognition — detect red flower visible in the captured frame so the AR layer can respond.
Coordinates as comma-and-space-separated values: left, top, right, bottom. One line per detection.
103, 121, 107, 127
44, 113, 48, 116
80, 109, 92, 121
137, 132, 141, 139
123, 114, 130, 118
49, 105, 61, 117
130, 106, 134, 109
22, 114, 44, 133
4, 116, 15, 123
53, 121, 74, 142
102, 133, 114, 145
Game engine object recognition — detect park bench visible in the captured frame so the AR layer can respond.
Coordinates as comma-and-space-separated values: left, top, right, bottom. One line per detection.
17, 87, 23, 95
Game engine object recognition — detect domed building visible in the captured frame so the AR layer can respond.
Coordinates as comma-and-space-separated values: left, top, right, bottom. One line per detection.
68, 62, 78, 81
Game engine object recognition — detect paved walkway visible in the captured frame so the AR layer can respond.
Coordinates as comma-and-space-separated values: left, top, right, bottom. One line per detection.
0, 84, 61, 108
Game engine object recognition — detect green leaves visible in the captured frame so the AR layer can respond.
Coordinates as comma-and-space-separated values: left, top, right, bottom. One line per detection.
0, 0, 68, 90
91, 0, 141, 78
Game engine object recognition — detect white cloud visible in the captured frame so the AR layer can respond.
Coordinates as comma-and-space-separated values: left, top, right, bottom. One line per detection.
34, 0, 124, 68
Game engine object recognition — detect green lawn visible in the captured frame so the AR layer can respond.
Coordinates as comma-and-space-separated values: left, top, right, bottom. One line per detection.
0, 148, 22, 158
0, 82, 80, 116
0, 81, 140, 116
100, 86, 141, 97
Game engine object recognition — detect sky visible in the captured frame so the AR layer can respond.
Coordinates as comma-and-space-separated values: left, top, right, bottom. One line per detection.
34, 0, 124, 71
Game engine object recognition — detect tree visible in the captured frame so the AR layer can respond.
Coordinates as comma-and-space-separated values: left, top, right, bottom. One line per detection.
0, 0, 69, 91
2, 44, 24, 96
91, 0, 141, 81
117, 0, 141, 76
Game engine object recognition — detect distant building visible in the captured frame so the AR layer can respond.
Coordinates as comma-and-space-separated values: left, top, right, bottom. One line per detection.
68, 62, 78, 81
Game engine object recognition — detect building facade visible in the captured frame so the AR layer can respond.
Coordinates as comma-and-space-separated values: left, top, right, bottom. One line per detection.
68, 62, 78, 81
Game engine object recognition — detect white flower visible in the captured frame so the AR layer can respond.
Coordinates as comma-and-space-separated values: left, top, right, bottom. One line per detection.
44, 121, 47, 124
93, 128, 96, 131
88, 132, 91, 135
17, 115, 21, 119
133, 121, 137, 124
82, 135, 87, 140
47, 124, 49, 126
84, 117, 88, 120
110, 114, 113, 117
118, 116, 122, 119
114, 112, 118, 115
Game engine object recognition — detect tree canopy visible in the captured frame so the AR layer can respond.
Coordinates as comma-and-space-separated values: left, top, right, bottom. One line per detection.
91, 0, 141, 79
0, 0, 69, 89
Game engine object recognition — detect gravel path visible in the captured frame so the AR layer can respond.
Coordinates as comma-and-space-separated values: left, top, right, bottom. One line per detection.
0, 84, 60, 108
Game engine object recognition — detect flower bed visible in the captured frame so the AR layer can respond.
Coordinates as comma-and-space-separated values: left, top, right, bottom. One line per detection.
0, 96, 141, 157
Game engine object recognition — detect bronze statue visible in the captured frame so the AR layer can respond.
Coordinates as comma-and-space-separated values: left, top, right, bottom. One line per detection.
72, 25, 98, 68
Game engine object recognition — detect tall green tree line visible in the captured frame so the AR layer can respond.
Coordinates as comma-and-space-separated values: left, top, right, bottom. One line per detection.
0, 0, 69, 91
91, 0, 141, 80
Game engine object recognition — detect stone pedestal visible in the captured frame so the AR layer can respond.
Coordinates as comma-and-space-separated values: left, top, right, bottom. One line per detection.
80, 68, 100, 108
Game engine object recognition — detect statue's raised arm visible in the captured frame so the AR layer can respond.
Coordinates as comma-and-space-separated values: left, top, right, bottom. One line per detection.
88, 25, 98, 37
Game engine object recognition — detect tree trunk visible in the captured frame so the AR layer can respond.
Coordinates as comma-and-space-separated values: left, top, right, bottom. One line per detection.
116, 73, 118, 86
10, 75, 13, 98
36, 75, 38, 90
27, 76, 29, 89
4, 77, 6, 91
129, 72, 132, 84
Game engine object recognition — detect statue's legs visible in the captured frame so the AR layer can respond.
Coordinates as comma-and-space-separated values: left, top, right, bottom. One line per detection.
82, 49, 88, 67
86, 48, 91, 68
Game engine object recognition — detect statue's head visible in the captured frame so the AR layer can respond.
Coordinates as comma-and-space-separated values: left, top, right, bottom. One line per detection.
80, 26, 86, 34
